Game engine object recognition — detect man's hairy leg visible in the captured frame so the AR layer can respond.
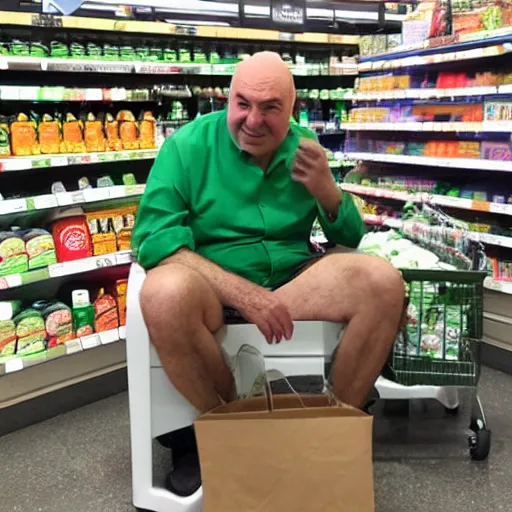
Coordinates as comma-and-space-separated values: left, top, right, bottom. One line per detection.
140, 262, 234, 414
274, 253, 405, 409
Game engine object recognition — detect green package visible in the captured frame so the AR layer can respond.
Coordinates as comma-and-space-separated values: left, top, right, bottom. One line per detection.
14, 308, 46, 356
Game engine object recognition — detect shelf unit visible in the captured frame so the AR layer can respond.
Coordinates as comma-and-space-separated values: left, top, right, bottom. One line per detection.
0, 11, 359, 433
351, 29, 512, 359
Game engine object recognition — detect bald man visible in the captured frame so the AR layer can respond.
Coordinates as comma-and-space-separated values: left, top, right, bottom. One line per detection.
132, 52, 404, 496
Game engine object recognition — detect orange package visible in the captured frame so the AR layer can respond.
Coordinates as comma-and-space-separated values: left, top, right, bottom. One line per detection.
10, 113, 39, 156
105, 113, 122, 152
83, 113, 106, 153
117, 110, 139, 150
139, 111, 156, 149
115, 279, 128, 326
94, 288, 119, 332
62, 113, 86, 153
86, 205, 137, 255
38, 114, 62, 154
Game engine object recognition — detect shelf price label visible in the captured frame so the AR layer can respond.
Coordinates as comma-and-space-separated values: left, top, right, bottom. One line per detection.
472, 200, 491, 212
5, 357, 24, 374
0, 198, 27, 215
81, 334, 101, 350
65, 339, 83, 355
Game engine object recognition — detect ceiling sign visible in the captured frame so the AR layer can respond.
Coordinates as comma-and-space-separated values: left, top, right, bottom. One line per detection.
270, 0, 306, 31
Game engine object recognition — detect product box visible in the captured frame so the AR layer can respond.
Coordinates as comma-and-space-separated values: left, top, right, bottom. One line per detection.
481, 141, 512, 161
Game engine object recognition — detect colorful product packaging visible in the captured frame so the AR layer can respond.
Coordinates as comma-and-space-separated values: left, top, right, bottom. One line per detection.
94, 288, 119, 332
86, 206, 137, 255
115, 279, 127, 326
0, 232, 28, 276
14, 308, 46, 355
51, 209, 93, 262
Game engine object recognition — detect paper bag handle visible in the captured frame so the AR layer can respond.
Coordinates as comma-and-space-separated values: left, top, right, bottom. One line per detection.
231, 344, 342, 412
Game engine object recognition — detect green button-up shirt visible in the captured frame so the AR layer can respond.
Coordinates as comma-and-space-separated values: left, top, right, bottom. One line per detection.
132, 110, 366, 288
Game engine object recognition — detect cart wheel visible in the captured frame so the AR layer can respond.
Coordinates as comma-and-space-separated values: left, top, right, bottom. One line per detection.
469, 429, 491, 461
444, 405, 459, 415
383, 399, 410, 417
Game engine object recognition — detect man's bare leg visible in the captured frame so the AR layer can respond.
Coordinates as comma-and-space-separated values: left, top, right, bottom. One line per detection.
274, 253, 405, 409
140, 262, 235, 414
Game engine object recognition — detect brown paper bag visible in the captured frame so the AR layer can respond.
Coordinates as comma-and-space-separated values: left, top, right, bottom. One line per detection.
195, 392, 375, 512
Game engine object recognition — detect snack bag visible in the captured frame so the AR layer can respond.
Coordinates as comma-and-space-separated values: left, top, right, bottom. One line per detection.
39, 301, 74, 347
38, 113, 62, 154
62, 113, 86, 153
138, 111, 156, 149
10, 113, 39, 156
105, 112, 122, 152
21, 229, 57, 270
14, 308, 46, 355
0, 319, 17, 357
117, 110, 139, 150
0, 118, 11, 157
83, 112, 106, 153
52, 214, 93, 262
94, 288, 119, 332
0, 232, 28, 276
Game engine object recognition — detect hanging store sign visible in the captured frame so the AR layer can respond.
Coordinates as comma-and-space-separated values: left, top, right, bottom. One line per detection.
270, 0, 306, 31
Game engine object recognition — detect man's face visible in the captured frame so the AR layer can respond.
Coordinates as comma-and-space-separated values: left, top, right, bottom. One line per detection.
227, 78, 292, 159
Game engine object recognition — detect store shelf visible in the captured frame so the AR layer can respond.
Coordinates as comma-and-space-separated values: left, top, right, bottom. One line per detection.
0, 85, 163, 102
353, 85, 512, 102
341, 183, 512, 217
329, 160, 354, 169
0, 250, 132, 290
362, 213, 402, 228
0, 185, 144, 218
484, 277, 512, 295
358, 43, 511, 72
468, 232, 512, 248
345, 152, 512, 172
343, 121, 512, 132
0, 327, 125, 377
0, 56, 342, 77
0, 149, 157, 172
358, 27, 512, 65
0, 10, 359, 46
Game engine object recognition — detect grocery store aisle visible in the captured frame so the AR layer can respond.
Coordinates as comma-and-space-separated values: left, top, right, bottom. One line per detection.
1, 366, 511, 512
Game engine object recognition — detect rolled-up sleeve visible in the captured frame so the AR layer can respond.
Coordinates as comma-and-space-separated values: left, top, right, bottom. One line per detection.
317, 191, 366, 248
132, 137, 194, 269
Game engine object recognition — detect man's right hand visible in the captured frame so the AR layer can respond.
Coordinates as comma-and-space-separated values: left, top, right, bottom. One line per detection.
234, 285, 294, 344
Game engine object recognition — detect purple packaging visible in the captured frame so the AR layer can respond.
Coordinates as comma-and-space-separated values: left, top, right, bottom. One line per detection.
481, 141, 512, 161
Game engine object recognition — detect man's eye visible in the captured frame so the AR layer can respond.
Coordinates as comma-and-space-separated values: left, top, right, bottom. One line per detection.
238, 102, 249, 109
264, 105, 278, 112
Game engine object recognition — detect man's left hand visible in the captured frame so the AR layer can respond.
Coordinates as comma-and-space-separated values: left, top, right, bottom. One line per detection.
292, 138, 341, 215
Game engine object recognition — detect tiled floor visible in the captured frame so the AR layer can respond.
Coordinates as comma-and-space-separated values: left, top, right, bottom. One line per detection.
1, 366, 510, 512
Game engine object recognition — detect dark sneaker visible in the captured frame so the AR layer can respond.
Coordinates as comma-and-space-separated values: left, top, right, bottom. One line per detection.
165, 450, 202, 497
161, 426, 202, 497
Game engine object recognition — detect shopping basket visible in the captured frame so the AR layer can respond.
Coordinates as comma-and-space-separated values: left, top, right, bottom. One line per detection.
391, 268, 486, 388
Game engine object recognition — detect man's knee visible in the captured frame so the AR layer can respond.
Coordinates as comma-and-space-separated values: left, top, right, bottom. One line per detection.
360, 256, 405, 310
140, 263, 222, 337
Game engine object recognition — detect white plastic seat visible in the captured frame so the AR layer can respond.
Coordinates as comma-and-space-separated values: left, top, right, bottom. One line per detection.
126, 263, 344, 512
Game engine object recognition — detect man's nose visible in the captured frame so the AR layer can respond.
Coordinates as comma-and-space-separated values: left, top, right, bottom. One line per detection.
245, 107, 263, 129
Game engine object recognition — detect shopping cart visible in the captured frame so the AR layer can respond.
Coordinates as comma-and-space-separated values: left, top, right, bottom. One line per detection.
386, 267, 489, 461
372, 202, 490, 460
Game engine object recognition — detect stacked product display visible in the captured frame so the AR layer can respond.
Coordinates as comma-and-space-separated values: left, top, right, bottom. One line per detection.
0, 281, 127, 359
346, 23, 512, 293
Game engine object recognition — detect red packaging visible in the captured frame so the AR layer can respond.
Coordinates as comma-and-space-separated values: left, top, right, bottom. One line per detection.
94, 289, 119, 332
52, 216, 93, 262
